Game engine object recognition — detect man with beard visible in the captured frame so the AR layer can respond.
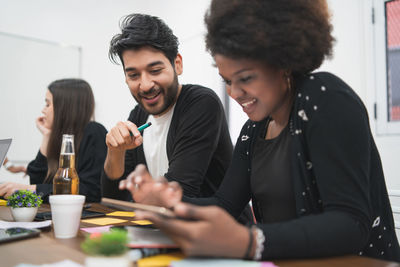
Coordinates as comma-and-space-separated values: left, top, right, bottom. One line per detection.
102, 14, 233, 201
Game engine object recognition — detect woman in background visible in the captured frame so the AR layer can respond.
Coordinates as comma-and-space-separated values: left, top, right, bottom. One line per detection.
0, 79, 107, 202
123, 0, 400, 262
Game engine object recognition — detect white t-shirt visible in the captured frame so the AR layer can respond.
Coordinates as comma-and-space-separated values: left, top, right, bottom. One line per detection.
143, 105, 176, 178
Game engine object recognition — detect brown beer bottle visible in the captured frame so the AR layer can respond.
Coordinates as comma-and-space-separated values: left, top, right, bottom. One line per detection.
53, 134, 79, 195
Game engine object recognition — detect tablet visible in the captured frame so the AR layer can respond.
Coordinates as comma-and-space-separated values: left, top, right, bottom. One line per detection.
35, 210, 105, 221
0, 227, 40, 244
101, 198, 175, 218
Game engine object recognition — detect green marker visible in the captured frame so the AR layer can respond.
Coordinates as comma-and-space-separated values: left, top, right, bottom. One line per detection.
130, 122, 152, 136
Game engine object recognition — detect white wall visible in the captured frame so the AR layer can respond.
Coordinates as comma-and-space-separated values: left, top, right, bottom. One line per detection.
0, 33, 81, 162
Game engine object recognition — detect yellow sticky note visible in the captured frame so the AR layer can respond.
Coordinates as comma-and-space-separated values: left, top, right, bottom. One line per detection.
107, 211, 135, 217
137, 252, 184, 267
0, 199, 7, 206
82, 217, 128, 226
131, 220, 153, 225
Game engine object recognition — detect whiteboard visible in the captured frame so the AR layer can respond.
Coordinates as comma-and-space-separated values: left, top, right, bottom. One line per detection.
0, 32, 81, 162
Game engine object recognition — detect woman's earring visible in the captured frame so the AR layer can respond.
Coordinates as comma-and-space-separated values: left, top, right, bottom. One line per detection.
286, 75, 292, 92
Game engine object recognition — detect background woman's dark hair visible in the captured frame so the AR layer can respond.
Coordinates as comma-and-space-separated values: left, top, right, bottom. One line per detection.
205, 0, 334, 76
109, 13, 179, 66
45, 78, 95, 182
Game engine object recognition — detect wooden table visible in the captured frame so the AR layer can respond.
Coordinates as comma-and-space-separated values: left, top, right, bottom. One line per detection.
0, 203, 130, 266
0, 203, 399, 267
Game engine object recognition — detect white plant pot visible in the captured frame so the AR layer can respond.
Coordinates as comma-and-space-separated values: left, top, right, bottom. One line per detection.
85, 253, 130, 267
11, 207, 38, 222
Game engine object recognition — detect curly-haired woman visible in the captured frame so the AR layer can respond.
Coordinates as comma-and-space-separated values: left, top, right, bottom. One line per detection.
122, 0, 400, 261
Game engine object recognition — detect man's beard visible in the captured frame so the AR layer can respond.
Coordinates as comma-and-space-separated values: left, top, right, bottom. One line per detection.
134, 73, 179, 116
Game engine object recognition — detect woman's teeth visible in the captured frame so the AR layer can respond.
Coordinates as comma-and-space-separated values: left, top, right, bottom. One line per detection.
242, 99, 256, 107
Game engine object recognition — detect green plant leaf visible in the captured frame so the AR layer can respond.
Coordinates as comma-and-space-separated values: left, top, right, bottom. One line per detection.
6, 190, 43, 208
81, 229, 129, 256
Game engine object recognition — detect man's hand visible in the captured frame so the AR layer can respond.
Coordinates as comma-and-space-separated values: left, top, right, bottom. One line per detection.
0, 183, 36, 198
104, 121, 144, 179
119, 164, 183, 208
106, 121, 143, 151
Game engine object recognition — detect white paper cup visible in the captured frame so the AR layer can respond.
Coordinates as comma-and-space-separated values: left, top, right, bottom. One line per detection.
49, 194, 85, 239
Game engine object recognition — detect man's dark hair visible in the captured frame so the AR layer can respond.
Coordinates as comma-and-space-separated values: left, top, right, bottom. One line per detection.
205, 0, 335, 76
109, 13, 179, 66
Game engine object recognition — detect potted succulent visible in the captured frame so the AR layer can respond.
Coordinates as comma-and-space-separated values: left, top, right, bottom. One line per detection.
81, 229, 131, 267
7, 190, 43, 222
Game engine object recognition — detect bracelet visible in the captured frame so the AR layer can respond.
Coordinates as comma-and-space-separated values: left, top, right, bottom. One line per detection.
243, 226, 254, 259
251, 225, 265, 261
3, 160, 13, 169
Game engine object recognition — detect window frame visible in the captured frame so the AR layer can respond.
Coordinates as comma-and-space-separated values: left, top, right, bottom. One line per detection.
374, 0, 400, 135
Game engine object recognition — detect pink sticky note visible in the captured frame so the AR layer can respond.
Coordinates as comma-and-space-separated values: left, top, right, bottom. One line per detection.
80, 225, 113, 233
261, 262, 279, 267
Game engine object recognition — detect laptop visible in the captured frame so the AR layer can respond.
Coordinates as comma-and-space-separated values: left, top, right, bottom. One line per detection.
0, 139, 12, 169
0, 139, 12, 199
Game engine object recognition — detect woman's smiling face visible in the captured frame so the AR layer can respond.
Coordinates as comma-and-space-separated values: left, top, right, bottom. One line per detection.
215, 54, 290, 122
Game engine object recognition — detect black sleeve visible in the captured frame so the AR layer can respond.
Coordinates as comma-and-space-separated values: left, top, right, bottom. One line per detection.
75, 123, 108, 202
28, 123, 107, 202
27, 150, 48, 185
164, 93, 226, 197
258, 89, 371, 259
35, 184, 53, 199
183, 121, 253, 219
101, 147, 142, 201
27, 151, 53, 199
